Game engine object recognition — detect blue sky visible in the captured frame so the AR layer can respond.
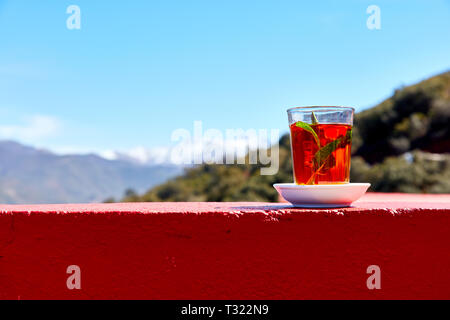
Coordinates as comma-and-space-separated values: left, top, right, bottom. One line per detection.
0, 0, 449, 157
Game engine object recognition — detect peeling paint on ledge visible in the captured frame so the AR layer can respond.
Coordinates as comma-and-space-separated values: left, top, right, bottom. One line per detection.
0, 193, 449, 218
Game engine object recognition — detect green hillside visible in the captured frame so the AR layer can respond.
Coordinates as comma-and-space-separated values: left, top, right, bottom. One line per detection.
121, 71, 450, 202
352, 71, 450, 163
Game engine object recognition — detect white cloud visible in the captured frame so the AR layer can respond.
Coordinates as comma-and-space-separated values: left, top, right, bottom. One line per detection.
99, 146, 171, 165
0, 115, 61, 142
95, 134, 271, 166
31, 125, 278, 168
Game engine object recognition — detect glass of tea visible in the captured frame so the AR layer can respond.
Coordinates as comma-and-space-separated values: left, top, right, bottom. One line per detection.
287, 106, 354, 185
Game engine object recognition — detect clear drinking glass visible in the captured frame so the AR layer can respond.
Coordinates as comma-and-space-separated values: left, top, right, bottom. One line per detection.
287, 106, 354, 185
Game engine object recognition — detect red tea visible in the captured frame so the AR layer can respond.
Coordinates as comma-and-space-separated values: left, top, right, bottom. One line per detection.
290, 122, 352, 185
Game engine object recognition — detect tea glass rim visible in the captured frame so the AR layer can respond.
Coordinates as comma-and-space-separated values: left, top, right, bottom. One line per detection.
287, 106, 355, 113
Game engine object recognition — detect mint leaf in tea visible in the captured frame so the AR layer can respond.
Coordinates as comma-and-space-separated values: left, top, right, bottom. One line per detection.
291, 121, 352, 185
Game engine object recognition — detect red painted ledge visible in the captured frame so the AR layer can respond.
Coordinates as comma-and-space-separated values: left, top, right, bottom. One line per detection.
1, 193, 450, 300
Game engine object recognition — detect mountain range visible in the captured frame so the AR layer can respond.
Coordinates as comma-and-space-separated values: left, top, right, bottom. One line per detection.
0, 141, 181, 204
2, 71, 449, 204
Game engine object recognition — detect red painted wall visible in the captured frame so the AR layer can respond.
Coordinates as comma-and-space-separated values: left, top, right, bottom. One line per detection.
1, 193, 450, 300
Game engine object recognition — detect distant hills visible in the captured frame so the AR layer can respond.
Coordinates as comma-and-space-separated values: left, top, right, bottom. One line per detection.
353, 71, 450, 163
120, 70, 450, 202
0, 141, 181, 204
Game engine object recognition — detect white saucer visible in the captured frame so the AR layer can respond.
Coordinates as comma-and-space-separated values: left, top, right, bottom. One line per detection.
273, 183, 371, 208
